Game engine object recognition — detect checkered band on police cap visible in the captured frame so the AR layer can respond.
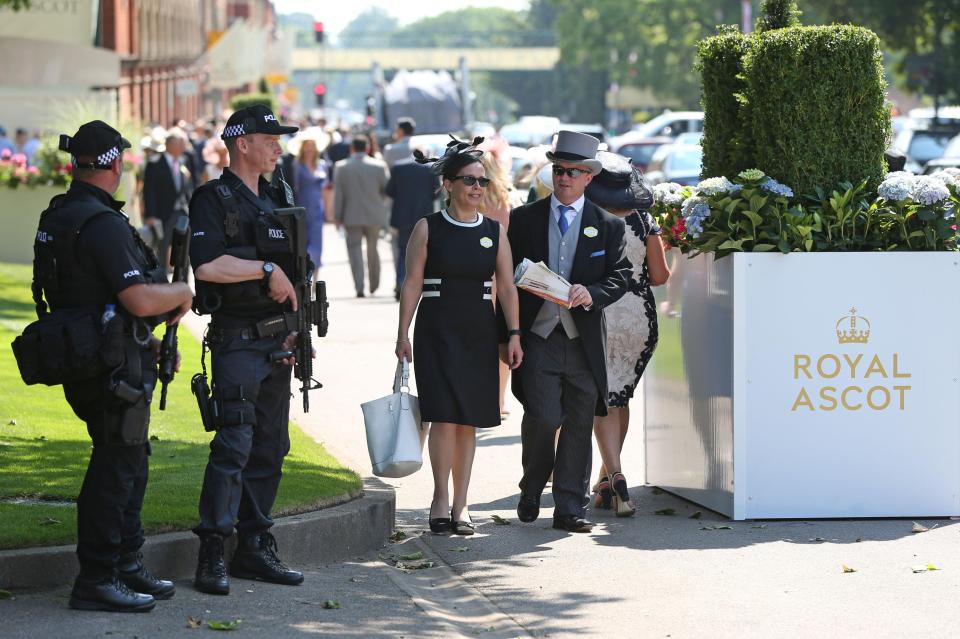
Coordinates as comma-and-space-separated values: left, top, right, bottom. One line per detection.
222, 123, 246, 139
96, 146, 121, 167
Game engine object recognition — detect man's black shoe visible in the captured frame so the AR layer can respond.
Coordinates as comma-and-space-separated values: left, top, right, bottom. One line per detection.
118, 552, 175, 600
517, 494, 540, 523
69, 575, 156, 612
230, 531, 304, 586
552, 514, 594, 533
195, 535, 230, 595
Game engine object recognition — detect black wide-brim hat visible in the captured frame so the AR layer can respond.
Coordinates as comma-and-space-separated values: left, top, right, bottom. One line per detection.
222, 104, 298, 139
585, 151, 653, 211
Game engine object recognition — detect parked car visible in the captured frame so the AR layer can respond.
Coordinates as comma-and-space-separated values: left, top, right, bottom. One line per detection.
560, 123, 606, 144
675, 131, 704, 145
631, 110, 704, 139
922, 132, 960, 173
609, 135, 673, 172
643, 143, 703, 186
894, 126, 960, 173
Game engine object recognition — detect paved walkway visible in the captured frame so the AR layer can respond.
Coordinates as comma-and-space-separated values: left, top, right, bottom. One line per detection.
3, 224, 960, 637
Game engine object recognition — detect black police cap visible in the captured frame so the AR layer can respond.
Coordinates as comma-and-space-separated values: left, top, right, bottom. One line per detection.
59, 120, 131, 169
221, 104, 298, 139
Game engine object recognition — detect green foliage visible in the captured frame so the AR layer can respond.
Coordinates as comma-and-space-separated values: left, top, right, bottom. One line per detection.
337, 7, 400, 48
0, 263, 360, 549
229, 93, 276, 113
756, 0, 801, 32
0, 0, 31, 9
742, 25, 890, 197
650, 170, 960, 258
696, 31, 749, 180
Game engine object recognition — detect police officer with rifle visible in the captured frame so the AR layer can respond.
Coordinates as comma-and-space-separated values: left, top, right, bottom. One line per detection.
188, 105, 317, 595
12, 121, 193, 612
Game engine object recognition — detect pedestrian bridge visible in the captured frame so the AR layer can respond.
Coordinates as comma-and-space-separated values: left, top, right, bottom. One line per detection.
291, 47, 560, 72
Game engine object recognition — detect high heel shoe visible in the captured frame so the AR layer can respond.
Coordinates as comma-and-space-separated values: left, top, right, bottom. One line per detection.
609, 471, 636, 517
592, 475, 612, 510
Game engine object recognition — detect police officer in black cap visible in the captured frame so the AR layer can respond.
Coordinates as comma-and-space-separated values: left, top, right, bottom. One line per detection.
32, 121, 193, 611
189, 104, 306, 594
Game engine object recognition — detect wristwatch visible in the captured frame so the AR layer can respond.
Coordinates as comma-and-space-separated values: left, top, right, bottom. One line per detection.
508, 328, 522, 338
261, 261, 275, 287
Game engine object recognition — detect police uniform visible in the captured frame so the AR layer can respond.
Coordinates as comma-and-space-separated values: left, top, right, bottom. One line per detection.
22, 121, 175, 611
189, 105, 304, 594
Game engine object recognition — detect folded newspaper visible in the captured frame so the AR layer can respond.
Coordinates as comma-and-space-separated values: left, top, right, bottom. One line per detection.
514, 258, 572, 308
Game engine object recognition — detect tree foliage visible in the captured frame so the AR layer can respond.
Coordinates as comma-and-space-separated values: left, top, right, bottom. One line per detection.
338, 7, 400, 48
755, 0, 801, 32
0, 0, 31, 10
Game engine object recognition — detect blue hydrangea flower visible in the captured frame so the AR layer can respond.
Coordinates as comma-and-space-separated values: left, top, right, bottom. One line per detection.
681, 196, 711, 238
877, 175, 914, 201
759, 177, 794, 198
653, 182, 684, 206
912, 176, 951, 205
696, 176, 737, 196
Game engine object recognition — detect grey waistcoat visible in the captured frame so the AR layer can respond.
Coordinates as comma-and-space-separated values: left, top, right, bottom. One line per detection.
530, 207, 581, 339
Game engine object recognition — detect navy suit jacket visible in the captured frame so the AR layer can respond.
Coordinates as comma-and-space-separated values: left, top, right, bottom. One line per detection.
501, 196, 630, 415
386, 161, 439, 230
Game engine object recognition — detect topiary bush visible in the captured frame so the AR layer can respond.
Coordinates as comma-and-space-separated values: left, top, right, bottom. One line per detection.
697, 29, 749, 181
742, 25, 890, 196
229, 92, 277, 113
755, 0, 801, 32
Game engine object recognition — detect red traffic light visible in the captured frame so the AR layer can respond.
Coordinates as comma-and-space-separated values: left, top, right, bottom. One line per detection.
313, 83, 326, 96
313, 21, 324, 33
313, 21, 324, 44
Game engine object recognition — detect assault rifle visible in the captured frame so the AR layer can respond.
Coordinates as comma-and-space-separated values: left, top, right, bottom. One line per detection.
158, 215, 190, 410
277, 207, 328, 412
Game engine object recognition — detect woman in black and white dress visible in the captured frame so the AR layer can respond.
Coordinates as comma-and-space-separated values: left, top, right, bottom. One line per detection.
585, 152, 670, 517
395, 137, 523, 535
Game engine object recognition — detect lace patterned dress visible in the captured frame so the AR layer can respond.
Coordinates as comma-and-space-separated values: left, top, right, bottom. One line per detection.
605, 210, 661, 407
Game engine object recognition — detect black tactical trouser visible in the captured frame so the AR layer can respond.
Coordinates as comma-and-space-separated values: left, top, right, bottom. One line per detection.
63, 346, 156, 581
194, 332, 292, 539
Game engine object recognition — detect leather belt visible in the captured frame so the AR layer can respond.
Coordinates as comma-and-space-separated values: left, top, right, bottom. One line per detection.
210, 313, 297, 340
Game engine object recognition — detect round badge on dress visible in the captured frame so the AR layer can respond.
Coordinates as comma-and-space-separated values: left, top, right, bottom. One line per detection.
480, 236, 493, 248
583, 226, 598, 238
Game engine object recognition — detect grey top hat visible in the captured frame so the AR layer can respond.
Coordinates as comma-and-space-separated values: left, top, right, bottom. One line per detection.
545, 130, 602, 174
585, 151, 654, 211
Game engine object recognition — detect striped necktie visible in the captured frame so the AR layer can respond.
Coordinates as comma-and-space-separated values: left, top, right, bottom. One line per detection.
557, 205, 572, 236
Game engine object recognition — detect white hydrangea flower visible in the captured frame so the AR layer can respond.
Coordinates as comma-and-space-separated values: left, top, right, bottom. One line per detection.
696, 176, 737, 196
877, 175, 914, 202
912, 175, 951, 205
653, 182, 684, 206
929, 170, 960, 188
885, 170, 915, 180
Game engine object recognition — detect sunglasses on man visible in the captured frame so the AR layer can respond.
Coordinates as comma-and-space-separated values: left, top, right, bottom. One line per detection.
450, 175, 491, 187
552, 165, 590, 178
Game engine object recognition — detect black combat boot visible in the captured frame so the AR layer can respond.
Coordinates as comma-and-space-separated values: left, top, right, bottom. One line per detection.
229, 531, 304, 585
194, 535, 230, 595
69, 574, 156, 612
118, 551, 176, 600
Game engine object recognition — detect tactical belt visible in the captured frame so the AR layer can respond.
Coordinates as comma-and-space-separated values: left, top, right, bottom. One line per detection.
210, 313, 297, 340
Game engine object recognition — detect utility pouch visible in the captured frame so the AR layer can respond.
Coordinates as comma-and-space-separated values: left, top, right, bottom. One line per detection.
102, 392, 151, 445
11, 308, 125, 386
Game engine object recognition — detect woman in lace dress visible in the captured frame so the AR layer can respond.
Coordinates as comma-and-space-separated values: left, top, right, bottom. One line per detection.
585, 152, 670, 517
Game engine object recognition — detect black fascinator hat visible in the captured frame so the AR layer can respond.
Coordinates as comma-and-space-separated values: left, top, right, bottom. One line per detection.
415, 134, 484, 180
585, 151, 654, 211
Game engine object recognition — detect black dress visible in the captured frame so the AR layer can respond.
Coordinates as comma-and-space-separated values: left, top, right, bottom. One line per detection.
413, 210, 501, 428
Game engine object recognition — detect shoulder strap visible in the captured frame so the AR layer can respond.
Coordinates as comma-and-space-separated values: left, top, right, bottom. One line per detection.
214, 182, 242, 239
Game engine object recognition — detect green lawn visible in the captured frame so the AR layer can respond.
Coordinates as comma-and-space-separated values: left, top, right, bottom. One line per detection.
0, 263, 360, 549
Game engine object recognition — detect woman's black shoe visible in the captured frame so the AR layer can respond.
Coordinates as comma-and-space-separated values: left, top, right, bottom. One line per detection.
451, 510, 475, 536
429, 517, 453, 534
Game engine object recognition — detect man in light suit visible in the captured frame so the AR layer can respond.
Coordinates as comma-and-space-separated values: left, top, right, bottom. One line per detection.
333, 134, 390, 297
382, 117, 415, 169
501, 131, 630, 533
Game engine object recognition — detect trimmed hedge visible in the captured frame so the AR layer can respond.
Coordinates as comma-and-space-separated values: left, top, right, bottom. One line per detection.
229, 92, 277, 113
742, 25, 890, 195
697, 30, 749, 180
755, 0, 800, 32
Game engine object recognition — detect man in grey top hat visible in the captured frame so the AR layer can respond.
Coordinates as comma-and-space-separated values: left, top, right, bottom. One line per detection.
499, 130, 631, 533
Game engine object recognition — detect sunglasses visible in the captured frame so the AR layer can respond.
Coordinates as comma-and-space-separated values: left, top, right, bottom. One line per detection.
552, 165, 590, 178
450, 175, 490, 187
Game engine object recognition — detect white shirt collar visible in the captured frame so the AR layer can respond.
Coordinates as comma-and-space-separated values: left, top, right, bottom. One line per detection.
551, 194, 585, 221
164, 152, 179, 167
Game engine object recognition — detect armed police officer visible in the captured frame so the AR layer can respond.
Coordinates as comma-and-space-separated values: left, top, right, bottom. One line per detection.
14, 121, 193, 612
189, 105, 306, 595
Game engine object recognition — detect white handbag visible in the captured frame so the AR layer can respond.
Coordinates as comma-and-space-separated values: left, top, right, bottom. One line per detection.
360, 360, 428, 478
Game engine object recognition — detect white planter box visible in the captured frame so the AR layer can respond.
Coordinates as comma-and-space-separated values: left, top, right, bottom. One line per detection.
0, 185, 60, 264
645, 251, 960, 519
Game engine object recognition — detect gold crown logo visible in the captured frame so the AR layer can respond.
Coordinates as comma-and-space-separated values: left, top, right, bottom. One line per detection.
836, 307, 870, 344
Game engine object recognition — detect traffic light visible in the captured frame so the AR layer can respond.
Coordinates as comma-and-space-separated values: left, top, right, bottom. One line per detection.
314, 83, 326, 107
313, 21, 324, 44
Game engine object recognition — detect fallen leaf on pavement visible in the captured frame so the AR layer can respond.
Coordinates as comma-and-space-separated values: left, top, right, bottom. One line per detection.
654, 508, 676, 516
751, 524, 767, 529
322, 600, 340, 609
398, 551, 423, 561
491, 515, 511, 525
451, 547, 469, 553
186, 616, 202, 629
349, 577, 364, 583
700, 525, 732, 531
397, 560, 435, 570
809, 537, 826, 542
388, 530, 407, 542
842, 565, 856, 573
207, 619, 241, 631
0, 589, 12, 600
911, 564, 939, 573
911, 522, 929, 533
688, 511, 702, 519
